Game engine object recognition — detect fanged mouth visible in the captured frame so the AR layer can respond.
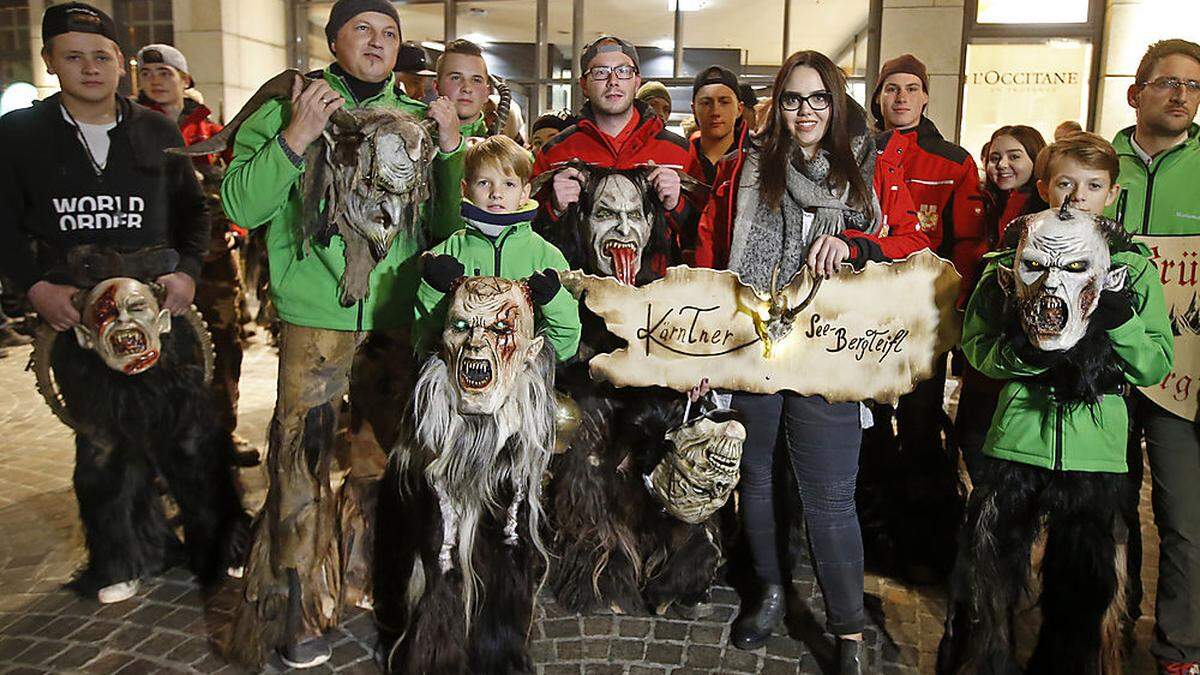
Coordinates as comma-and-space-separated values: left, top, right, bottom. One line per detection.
1026, 294, 1068, 335
603, 239, 640, 285
109, 328, 148, 356
458, 357, 494, 390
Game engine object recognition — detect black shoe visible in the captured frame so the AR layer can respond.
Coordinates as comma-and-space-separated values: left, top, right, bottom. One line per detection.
732, 583, 785, 650
279, 635, 332, 669
837, 637, 864, 675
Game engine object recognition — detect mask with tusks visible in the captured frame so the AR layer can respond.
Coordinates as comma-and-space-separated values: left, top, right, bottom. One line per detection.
442, 276, 546, 415
997, 206, 1128, 352
170, 69, 438, 307
647, 407, 746, 524
73, 278, 172, 375
531, 161, 710, 285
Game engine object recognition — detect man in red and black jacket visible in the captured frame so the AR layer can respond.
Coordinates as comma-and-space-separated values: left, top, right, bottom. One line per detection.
862, 53, 986, 583
533, 36, 702, 260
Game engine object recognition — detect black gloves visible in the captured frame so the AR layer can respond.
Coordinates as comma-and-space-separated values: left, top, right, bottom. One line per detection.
527, 268, 561, 306
1092, 290, 1133, 330
422, 253, 464, 294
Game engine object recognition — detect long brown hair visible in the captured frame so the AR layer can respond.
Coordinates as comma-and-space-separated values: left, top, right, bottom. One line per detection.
982, 124, 1047, 244
758, 50, 871, 212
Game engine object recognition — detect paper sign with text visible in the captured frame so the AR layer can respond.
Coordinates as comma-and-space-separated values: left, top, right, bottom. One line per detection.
1137, 235, 1200, 421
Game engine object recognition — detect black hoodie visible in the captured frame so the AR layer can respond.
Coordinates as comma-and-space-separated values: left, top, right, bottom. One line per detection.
0, 93, 208, 291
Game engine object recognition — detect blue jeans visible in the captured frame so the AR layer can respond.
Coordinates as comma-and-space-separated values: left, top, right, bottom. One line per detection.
734, 391, 866, 635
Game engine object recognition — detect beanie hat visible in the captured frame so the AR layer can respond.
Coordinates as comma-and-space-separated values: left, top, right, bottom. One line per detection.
637, 81, 671, 106
325, 0, 401, 53
42, 3, 118, 46
137, 44, 193, 87
870, 53, 928, 127
580, 36, 640, 71
691, 65, 739, 100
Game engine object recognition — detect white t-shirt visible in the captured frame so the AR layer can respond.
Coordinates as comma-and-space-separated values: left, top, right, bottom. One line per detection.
61, 106, 117, 170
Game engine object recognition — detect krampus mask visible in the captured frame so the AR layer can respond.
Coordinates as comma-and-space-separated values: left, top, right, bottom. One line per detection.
443, 276, 546, 415
533, 162, 708, 285
646, 399, 746, 524
997, 207, 1127, 352
172, 70, 437, 306
73, 278, 172, 375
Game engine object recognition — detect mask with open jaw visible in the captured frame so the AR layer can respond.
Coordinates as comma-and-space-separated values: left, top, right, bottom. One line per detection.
998, 207, 1128, 352
442, 277, 546, 415
72, 278, 172, 375
589, 174, 653, 285
647, 410, 746, 524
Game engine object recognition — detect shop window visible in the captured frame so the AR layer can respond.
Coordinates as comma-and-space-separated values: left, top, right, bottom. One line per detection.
976, 0, 1089, 24
0, 0, 31, 89
113, 0, 173, 55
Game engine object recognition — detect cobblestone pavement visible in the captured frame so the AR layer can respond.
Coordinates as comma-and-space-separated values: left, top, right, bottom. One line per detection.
0, 337, 1163, 674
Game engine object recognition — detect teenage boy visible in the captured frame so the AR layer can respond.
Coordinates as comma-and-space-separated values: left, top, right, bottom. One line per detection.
689, 65, 747, 184
637, 80, 672, 124
218, 0, 462, 667
414, 135, 581, 361
1105, 38, 1200, 675
430, 38, 493, 231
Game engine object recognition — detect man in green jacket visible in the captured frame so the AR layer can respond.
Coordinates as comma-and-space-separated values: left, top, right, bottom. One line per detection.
1104, 39, 1200, 673
426, 38, 492, 233
218, 0, 462, 668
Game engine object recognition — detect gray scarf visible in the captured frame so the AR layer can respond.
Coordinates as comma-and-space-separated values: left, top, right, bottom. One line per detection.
727, 134, 881, 292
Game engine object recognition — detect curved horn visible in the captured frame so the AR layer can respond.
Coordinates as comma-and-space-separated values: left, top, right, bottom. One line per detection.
782, 268, 822, 321
169, 69, 305, 156
488, 74, 511, 137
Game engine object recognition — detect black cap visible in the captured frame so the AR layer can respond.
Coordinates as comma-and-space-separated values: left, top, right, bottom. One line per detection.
580, 36, 639, 71
692, 65, 739, 100
738, 83, 758, 108
394, 41, 435, 75
324, 0, 401, 53
532, 110, 578, 135
42, 2, 119, 46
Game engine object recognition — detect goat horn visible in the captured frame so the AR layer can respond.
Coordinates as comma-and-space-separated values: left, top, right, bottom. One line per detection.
169, 69, 305, 156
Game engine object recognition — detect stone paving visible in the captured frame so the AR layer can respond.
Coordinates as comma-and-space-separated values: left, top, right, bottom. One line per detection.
0, 335, 1165, 673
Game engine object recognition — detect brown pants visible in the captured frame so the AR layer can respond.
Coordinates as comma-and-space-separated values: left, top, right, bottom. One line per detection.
225, 322, 414, 664
194, 250, 246, 433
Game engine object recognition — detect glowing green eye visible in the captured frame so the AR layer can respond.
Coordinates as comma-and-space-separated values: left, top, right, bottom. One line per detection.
492, 321, 511, 333
452, 319, 469, 332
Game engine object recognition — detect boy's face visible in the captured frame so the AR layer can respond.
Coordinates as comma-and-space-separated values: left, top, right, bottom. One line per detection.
1037, 156, 1120, 215
43, 32, 124, 103
138, 64, 186, 108
437, 52, 489, 122
463, 163, 530, 213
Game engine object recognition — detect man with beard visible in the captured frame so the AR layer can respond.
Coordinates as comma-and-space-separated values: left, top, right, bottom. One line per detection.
532, 36, 701, 260
218, 0, 463, 667
1105, 39, 1200, 675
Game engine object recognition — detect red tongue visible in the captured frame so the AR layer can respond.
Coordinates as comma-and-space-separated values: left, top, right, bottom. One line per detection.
609, 246, 639, 285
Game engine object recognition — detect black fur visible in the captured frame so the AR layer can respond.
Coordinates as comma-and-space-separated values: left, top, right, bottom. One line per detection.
51, 317, 247, 594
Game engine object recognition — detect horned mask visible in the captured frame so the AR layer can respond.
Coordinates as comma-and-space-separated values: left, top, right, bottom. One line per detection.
443, 277, 546, 415
998, 207, 1127, 352
647, 404, 746, 524
73, 278, 171, 375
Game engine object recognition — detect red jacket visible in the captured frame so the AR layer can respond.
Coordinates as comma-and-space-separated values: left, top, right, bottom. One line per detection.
533, 100, 703, 251
695, 144, 929, 270
876, 117, 986, 303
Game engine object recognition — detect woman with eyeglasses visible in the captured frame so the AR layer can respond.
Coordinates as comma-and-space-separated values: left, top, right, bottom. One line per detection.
694, 50, 929, 673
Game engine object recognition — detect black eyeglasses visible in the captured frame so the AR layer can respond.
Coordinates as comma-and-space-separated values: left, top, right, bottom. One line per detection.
779, 90, 833, 112
585, 65, 639, 81
1140, 76, 1200, 95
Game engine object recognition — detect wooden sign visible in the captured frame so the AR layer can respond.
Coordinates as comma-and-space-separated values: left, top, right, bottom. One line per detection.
1136, 235, 1200, 421
561, 250, 962, 403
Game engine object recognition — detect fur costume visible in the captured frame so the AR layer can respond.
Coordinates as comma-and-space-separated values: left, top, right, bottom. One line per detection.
374, 276, 556, 674
36, 251, 247, 596
533, 165, 726, 616
938, 207, 1164, 675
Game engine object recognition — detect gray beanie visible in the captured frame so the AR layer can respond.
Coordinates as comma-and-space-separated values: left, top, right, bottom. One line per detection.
324, 0, 401, 52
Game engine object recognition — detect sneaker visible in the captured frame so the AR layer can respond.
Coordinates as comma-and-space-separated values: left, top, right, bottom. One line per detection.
279, 636, 332, 669
97, 579, 139, 604
0, 326, 31, 348
1160, 662, 1200, 675
227, 566, 245, 579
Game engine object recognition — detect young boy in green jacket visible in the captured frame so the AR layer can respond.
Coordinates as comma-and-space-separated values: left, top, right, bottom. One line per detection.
941, 132, 1173, 673
414, 135, 581, 361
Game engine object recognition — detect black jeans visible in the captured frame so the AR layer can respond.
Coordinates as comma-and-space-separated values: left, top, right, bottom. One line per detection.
734, 391, 865, 636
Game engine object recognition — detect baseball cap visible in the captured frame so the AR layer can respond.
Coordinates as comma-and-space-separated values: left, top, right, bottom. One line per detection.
692, 65, 739, 100
580, 36, 639, 72
394, 41, 436, 76
42, 2, 118, 46
137, 44, 193, 87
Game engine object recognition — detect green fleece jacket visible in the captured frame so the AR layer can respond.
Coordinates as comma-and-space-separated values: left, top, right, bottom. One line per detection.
413, 199, 581, 361
220, 68, 464, 331
1106, 124, 1200, 235
963, 246, 1173, 472
426, 114, 488, 235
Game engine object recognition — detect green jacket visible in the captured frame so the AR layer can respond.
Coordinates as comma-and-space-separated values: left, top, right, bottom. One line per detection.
962, 247, 1173, 473
1106, 124, 1200, 235
220, 68, 465, 331
426, 115, 489, 235
413, 200, 581, 361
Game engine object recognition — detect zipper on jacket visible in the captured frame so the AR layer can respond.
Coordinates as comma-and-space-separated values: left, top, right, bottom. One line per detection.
1135, 140, 1189, 234
1053, 403, 1064, 471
